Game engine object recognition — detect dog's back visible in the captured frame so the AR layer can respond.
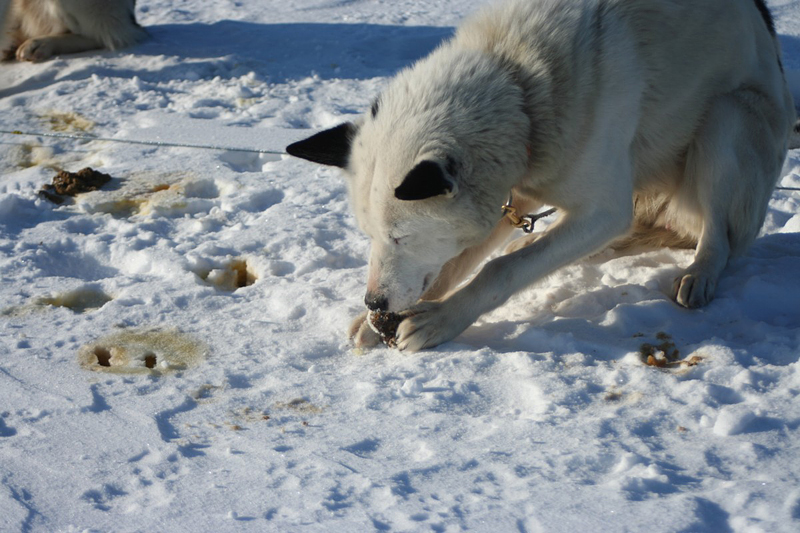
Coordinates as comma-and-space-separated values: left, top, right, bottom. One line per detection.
456, 0, 793, 252
456, 0, 791, 174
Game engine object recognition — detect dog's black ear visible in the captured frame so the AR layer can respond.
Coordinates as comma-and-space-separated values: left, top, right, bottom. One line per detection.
395, 160, 457, 201
285, 122, 357, 168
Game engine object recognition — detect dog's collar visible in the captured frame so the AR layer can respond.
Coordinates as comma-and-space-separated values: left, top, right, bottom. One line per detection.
501, 193, 557, 234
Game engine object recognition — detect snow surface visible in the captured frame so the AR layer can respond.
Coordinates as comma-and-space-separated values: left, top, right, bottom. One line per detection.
1, 0, 800, 531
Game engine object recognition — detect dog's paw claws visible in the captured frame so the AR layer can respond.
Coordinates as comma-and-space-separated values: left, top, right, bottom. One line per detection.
395, 301, 468, 352
672, 272, 716, 309
17, 38, 53, 62
348, 311, 382, 349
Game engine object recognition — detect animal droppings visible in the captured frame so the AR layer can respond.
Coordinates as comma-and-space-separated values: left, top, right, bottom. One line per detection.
40, 167, 111, 204
78, 328, 205, 375
639, 331, 680, 366
639, 332, 703, 371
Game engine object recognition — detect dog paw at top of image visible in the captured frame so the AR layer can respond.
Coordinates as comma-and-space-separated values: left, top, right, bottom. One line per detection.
0, 0, 147, 62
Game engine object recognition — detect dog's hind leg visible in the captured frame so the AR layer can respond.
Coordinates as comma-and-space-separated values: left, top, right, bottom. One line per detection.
672, 90, 787, 308
672, 217, 730, 308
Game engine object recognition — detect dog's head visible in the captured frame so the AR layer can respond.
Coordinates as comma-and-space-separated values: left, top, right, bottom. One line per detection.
287, 51, 532, 312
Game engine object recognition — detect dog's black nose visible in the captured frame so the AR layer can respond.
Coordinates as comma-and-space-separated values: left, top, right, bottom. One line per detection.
365, 292, 388, 311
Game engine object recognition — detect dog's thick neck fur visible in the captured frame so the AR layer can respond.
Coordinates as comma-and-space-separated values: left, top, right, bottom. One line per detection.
347, 0, 613, 230
348, 46, 535, 238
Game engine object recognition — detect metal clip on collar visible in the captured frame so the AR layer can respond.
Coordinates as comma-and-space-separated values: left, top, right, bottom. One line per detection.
501, 194, 557, 234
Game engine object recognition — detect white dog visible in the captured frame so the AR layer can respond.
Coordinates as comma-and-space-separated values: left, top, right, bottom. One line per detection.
0, 0, 145, 62
287, 0, 796, 352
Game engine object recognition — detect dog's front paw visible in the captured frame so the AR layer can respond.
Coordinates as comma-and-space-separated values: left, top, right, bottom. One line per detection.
348, 311, 381, 349
395, 301, 472, 352
672, 270, 716, 308
16, 38, 55, 62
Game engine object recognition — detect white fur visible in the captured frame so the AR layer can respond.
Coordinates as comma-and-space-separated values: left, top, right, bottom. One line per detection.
290, 0, 796, 351
0, 0, 145, 62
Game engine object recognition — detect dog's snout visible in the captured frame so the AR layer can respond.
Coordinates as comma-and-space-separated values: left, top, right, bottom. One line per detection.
365, 292, 389, 312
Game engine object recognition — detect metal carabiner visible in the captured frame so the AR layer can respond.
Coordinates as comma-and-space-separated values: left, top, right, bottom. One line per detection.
501, 194, 557, 234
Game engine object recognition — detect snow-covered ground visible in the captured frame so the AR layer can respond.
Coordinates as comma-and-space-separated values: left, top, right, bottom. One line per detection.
1, 0, 799, 531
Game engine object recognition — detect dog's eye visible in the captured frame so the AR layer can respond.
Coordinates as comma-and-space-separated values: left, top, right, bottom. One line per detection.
391, 236, 408, 245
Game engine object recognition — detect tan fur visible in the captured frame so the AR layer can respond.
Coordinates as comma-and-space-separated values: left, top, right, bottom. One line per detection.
1, 0, 145, 62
